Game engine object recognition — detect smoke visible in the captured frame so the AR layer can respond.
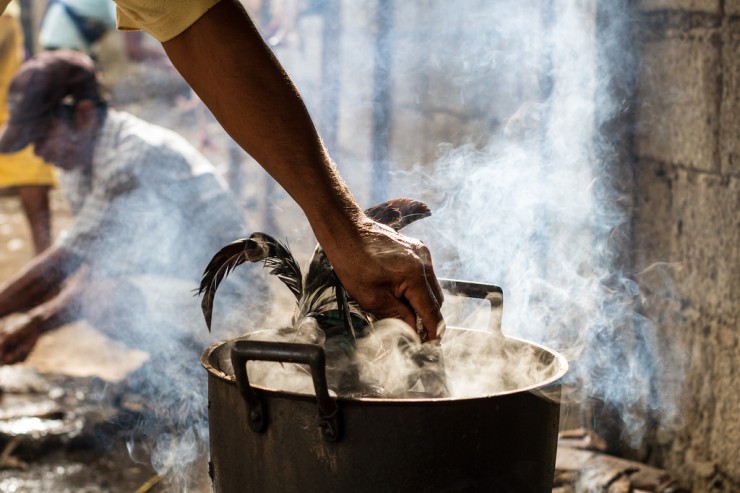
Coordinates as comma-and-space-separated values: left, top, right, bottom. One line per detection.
53, 114, 272, 488
380, 1, 688, 447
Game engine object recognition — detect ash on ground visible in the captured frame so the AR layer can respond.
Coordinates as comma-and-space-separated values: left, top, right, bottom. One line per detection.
0, 365, 201, 493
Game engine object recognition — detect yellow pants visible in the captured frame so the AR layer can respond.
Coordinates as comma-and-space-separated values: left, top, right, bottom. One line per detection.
0, 145, 57, 188
0, 12, 57, 190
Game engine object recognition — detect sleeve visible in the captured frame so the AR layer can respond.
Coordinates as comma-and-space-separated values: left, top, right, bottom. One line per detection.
114, 0, 221, 42
0, 1, 12, 16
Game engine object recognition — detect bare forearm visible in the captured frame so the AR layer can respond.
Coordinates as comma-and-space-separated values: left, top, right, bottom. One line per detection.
160, 0, 445, 335
0, 246, 80, 318
162, 0, 364, 248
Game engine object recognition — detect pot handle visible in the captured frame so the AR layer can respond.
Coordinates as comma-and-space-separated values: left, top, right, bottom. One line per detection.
230, 340, 342, 442
439, 278, 504, 334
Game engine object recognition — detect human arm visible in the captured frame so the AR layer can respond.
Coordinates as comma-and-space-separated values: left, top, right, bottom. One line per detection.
0, 245, 85, 364
18, 185, 52, 254
122, 31, 170, 65
0, 244, 82, 318
159, 0, 444, 337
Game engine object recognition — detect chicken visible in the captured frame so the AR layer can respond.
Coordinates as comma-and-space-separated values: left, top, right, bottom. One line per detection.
197, 198, 445, 397
198, 197, 431, 335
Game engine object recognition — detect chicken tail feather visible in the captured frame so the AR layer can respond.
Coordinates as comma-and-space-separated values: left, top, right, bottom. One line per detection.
198, 239, 252, 331
198, 233, 303, 331
364, 198, 431, 231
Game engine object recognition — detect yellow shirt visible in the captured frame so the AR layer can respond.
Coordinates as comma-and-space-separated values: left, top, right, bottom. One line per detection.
0, 14, 19, 124
0, 9, 56, 187
115, 0, 221, 42
0, 0, 220, 43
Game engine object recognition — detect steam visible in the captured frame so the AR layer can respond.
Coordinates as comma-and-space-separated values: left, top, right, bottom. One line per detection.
102, 263, 265, 491
56, 115, 270, 490
384, 1, 687, 447
231, 315, 564, 401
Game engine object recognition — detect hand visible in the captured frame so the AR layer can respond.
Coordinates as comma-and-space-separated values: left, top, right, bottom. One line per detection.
328, 219, 445, 340
0, 314, 41, 365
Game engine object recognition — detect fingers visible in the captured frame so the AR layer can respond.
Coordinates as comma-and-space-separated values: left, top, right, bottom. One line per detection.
372, 294, 417, 332
328, 219, 445, 342
0, 324, 38, 365
404, 242, 444, 340
0, 335, 13, 365
416, 244, 444, 307
367, 247, 444, 341
0, 338, 30, 365
402, 274, 443, 341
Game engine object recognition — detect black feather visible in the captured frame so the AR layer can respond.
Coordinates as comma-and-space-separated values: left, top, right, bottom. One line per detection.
334, 278, 357, 342
301, 245, 334, 309
247, 233, 303, 300
364, 198, 431, 231
198, 233, 302, 331
198, 239, 252, 331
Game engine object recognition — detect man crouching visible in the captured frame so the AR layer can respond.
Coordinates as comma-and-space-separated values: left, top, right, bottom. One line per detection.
0, 50, 263, 365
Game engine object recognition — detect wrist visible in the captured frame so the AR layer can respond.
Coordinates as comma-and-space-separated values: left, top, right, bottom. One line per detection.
300, 178, 367, 255
308, 204, 370, 258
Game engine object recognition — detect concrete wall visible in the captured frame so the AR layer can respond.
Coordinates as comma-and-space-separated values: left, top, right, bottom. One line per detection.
633, 1, 740, 491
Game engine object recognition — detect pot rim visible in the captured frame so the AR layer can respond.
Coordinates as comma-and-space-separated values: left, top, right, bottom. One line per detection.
201, 331, 568, 404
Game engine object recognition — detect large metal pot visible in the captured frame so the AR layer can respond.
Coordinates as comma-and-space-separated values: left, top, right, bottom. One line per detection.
201, 280, 568, 493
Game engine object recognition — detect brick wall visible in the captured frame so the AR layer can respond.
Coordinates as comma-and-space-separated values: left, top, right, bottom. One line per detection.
633, 1, 740, 491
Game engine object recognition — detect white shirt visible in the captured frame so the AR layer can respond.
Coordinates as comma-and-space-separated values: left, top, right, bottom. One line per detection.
59, 109, 246, 280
